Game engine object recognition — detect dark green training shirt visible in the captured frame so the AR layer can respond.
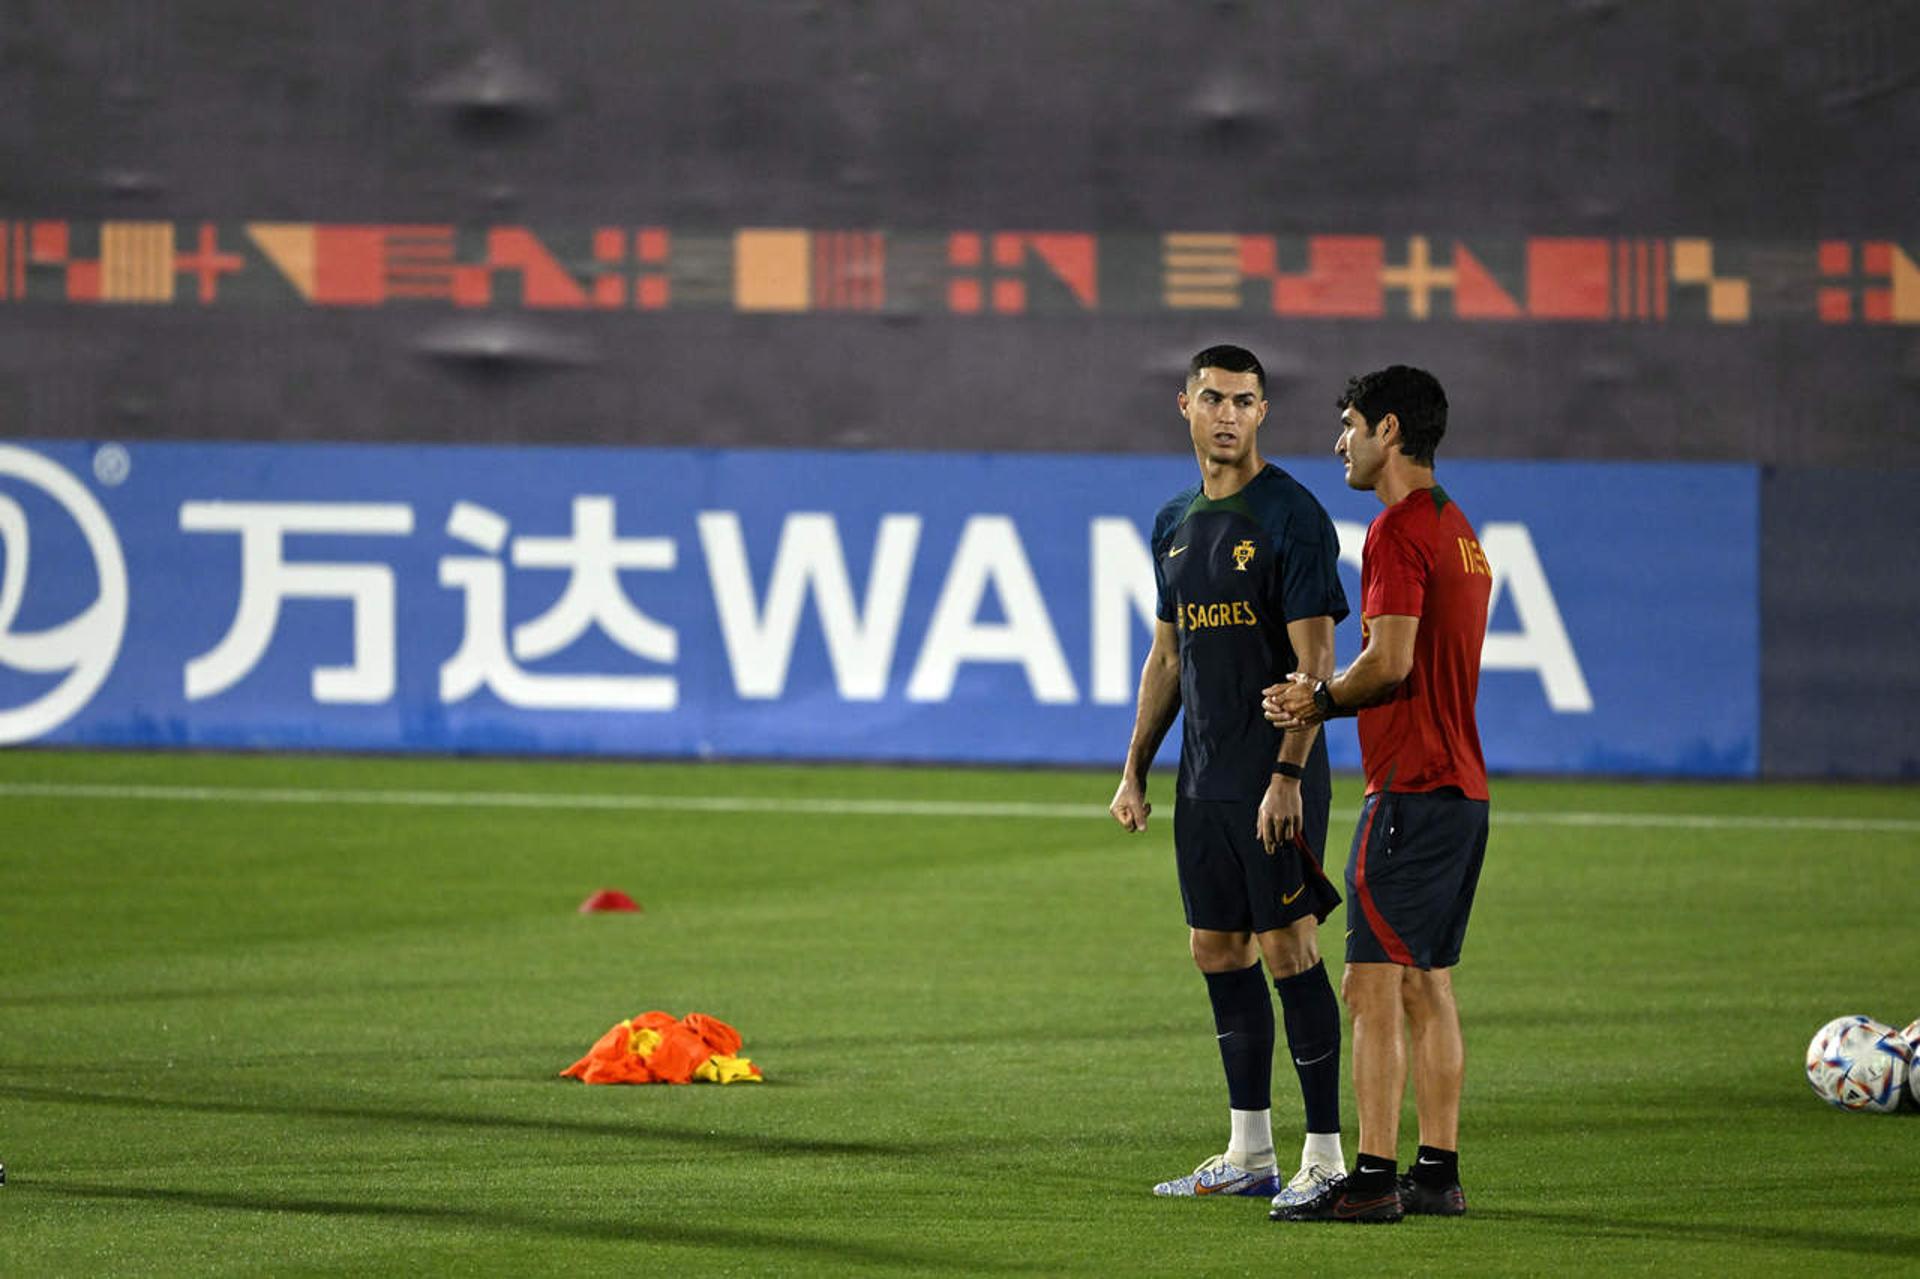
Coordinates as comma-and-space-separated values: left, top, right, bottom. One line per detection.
1152, 464, 1349, 801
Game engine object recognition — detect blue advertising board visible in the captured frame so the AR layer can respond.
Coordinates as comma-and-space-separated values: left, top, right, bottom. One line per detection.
0, 440, 1757, 775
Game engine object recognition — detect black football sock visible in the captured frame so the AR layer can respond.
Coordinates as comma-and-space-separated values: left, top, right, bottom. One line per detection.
1274, 960, 1342, 1134
1412, 1144, 1459, 1186
1204, 961, 1275, 1112
1348, 1154, 1398, 1194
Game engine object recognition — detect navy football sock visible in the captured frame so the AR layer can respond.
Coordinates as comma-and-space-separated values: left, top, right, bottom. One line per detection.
1275, 960, 1342, 1134
1203, 961, 1274, 1112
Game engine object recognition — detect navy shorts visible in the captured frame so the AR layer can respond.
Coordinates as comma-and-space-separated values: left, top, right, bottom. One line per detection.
1174, 793, 1342, 934
1344, 788, 1489, 969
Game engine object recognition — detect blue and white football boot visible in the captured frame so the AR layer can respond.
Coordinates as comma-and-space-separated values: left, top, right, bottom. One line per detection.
1151, 1153, 1282, 1197
1269, 1160, 1345, 1210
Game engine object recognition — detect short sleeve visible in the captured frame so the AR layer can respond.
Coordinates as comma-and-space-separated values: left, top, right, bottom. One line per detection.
1154, 554, 1175, 623
1150, 497, 1184, 623
1362, 511, 1431, 618
1277, 505, 1350, 625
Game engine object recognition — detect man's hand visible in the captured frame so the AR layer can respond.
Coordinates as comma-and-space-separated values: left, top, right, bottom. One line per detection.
1257, 774, 1303, 854
1262, 672, 1321, 730
1110, 776, 1151, 832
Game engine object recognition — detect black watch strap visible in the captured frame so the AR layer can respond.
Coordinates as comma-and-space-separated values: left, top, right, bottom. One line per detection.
1313, 680, 1338, 716
1272, 760, 1305, 780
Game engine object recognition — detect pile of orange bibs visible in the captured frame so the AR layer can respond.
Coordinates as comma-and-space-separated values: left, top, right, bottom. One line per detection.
560, 1011, 762, 1085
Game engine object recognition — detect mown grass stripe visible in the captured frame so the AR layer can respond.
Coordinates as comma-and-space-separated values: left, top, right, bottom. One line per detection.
7, 781, 1919, 833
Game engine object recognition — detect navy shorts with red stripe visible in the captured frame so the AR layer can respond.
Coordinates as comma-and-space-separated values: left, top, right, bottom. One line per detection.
1344, 787, 1489, 969
1174, 794, 1342, 934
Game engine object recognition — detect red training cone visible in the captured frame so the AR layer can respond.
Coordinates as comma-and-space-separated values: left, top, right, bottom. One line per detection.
578, 888, 642, 914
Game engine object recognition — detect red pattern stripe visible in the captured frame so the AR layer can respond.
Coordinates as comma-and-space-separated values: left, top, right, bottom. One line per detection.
811, 233, 887, 310
1353, 794, 1414, 966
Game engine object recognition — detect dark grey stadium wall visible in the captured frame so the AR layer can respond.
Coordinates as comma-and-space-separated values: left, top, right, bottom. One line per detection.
1761, 470, 1920, 780
1, 0, 1914, 462
3, 0, 1917, 775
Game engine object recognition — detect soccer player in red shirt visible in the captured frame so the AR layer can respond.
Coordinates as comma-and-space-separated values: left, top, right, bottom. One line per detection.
1263, 365, 1491, 1225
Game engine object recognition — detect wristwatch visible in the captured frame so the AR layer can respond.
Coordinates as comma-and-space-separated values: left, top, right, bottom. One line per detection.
1312, 680, 1338, 717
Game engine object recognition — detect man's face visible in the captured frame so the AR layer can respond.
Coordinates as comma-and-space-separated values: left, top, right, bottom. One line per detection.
1180, 368, 1266, 468
1336, 403, 1390, 490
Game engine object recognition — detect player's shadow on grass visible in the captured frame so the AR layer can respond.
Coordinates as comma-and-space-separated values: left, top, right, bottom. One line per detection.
1478, 1207, 1918, 1259
0, 1082, 944, 1158
30, 1181, 1007, 1272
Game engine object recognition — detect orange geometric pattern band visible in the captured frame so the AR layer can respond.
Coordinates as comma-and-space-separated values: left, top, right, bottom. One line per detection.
0, 219, 1912, 324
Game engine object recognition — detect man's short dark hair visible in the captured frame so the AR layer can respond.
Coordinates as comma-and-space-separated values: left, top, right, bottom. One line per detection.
1338, 365, 1448, 466
1188, 344, 1266, 396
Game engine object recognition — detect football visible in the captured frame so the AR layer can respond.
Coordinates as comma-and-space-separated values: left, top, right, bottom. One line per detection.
1805, 1015, 1910, 1112
1903, 1020, 1920, 1109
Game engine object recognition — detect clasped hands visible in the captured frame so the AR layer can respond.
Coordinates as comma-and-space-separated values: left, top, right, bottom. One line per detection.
1260, 671, 1323, 730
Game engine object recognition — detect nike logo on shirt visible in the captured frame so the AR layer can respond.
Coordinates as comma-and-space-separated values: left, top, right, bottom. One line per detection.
1167, 544, 1189, 557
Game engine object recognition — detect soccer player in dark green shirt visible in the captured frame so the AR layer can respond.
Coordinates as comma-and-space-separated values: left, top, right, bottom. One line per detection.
1111, 345, 1350, 1207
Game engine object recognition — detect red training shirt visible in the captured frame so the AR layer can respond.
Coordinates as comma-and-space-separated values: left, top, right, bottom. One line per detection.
1356, 485, 1491, 798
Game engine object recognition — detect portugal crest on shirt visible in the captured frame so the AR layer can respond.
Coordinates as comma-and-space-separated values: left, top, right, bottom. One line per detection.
1232, 539, 1257, 572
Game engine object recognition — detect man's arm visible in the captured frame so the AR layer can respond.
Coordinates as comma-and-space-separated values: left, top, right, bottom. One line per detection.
1264, 613, 1419, 729
1257, 615, 1335, 852
1111, 619, 1181, 832
1276, 615, 1336, 760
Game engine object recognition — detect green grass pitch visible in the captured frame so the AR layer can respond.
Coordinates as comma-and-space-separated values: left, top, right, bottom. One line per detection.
2, 749, 1917, 1274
